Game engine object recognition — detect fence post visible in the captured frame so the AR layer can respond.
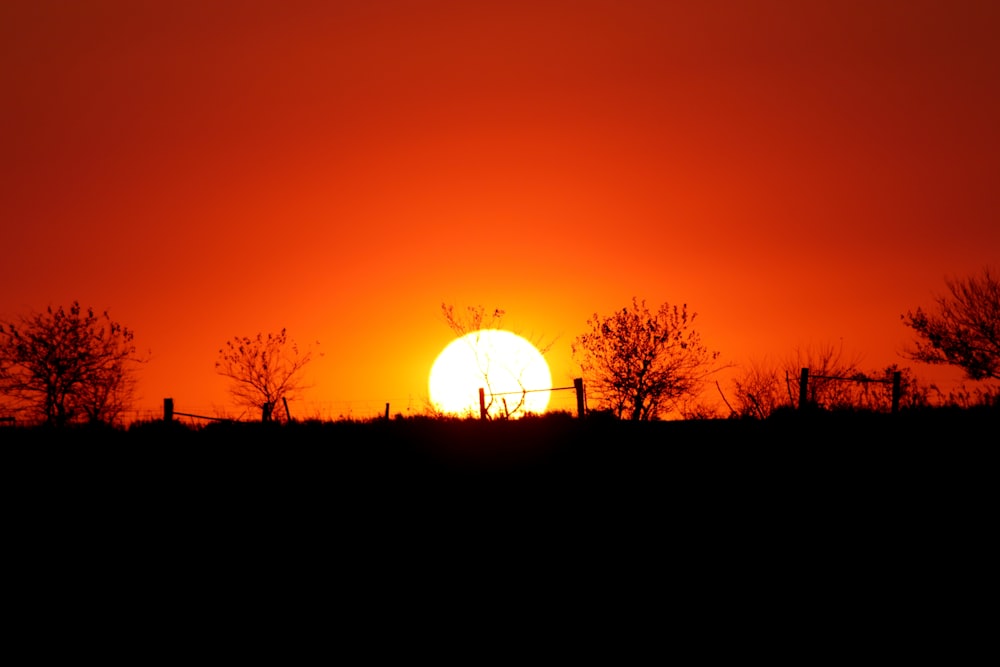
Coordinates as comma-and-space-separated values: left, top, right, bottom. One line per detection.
283, 396, 292, 422
891, 371, 901, 414
479, 388, 487, 420
164, 398, 174, 422
799, 368, 809, 410
574, 378, 585, 418
385, 402, 390, 420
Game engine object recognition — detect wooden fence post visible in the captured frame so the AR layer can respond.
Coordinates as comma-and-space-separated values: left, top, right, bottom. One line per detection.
574, 378, 585, 418
891, 371, 901, 414
164, 398, 174, 422
479, 388, 487, 420
799, 368, 809, 410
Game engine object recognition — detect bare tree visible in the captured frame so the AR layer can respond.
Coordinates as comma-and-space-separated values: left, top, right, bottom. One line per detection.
902, 266, 1000, 381
0, 302, 143, 427
215, 329, 319, 422
729, 358, 786, 419
441, 304, 507, 338
572, 297, 723, 420
438, 303, 556, 419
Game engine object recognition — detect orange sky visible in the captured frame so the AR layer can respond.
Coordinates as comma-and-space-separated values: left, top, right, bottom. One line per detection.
3, 0, 998, 421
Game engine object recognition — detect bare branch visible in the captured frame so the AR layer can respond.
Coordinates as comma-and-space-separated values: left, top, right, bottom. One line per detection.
902, 266, 1000, 380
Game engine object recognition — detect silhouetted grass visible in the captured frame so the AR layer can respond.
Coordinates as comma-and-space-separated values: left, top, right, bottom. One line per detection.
5, 406, 992, 493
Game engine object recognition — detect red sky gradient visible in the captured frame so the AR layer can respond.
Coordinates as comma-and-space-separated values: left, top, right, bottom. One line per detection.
3, 0, 998, 420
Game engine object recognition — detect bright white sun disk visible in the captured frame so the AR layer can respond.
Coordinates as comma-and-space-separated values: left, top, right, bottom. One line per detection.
429, 330, 552, 418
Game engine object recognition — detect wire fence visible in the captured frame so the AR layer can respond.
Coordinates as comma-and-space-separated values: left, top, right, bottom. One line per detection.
116, 379, 588, 426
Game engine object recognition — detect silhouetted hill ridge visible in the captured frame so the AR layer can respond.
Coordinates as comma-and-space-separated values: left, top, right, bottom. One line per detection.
4, 408, 992, 499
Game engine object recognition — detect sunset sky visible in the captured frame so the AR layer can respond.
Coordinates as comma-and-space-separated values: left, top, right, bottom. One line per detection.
3, 0, 998, 421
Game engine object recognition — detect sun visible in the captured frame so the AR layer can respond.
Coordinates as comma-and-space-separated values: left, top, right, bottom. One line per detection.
429, 329, 552, 418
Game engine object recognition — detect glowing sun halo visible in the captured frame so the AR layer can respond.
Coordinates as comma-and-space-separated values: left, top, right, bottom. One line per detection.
429, 330, 552, 418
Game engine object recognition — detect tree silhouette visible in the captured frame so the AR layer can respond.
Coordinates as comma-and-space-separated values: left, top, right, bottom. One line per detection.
215, 329, 319, 422
572, 297, 722, 420
902, 267, 1000, 381
729, 357, 785, 419
0, 302, 142, 427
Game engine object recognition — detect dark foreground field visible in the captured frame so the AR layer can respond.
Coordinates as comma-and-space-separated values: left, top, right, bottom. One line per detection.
4, 407, 993, 646
5, 407, 993, 500
7, 406, 993, 575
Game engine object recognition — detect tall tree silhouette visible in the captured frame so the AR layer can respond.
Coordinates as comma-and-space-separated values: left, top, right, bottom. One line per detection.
902, 267, 1000, 381
0, 302, 142, 427
215, 329, 319, 422
572, 297, 722, 420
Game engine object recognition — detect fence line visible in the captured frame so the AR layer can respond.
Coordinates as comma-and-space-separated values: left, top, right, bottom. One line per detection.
798, 367, 902, 413
478, 378, 585, 419
158, 379, 588, 424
